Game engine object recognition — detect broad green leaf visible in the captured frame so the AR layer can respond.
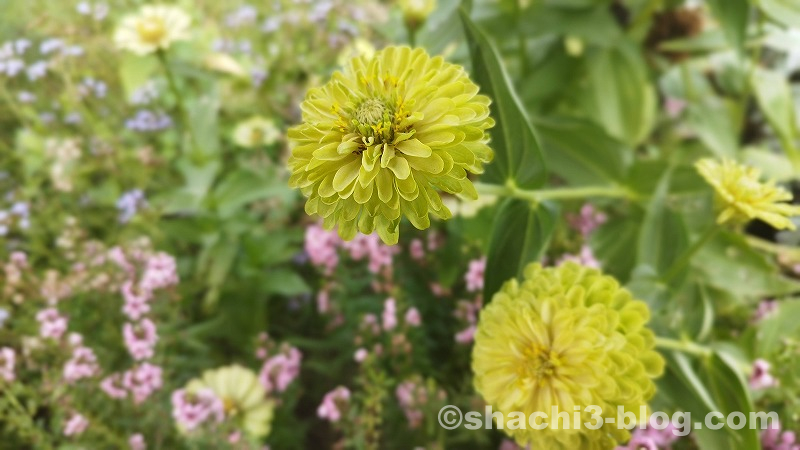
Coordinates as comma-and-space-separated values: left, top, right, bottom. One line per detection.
687, 100, 739, 159
261, 269, 311, 297
212, 169, 290, 218
517, 4, 622, 45
706, 0, 749, 52
187, 94, 221, 157
460, 9, 547, 189
742, 147, 796, 182
757, 300, 800, 355
532, 116, 629, 186
700, 352, 762, 450
694, 231, 800, 299
581, 41, 656, 146
591, 215, 641, 283
751, 68, 800, 163
118, 53, 158, 101
636, 169, 689, 278
483, 199, 557, 302
758, 0, 800, 28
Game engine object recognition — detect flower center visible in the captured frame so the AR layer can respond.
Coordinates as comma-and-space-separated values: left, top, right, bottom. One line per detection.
136, 17, 167, 44
354, 98, 387, 126
222, 398, 238, 415
520, 345, 561, 385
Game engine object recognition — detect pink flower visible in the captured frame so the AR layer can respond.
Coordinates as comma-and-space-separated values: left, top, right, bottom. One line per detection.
354, 348, 368, 362
396, 380, 429, 429
753, 300, 779, 323
409, 239, 425, 261
0, 347, 15, 382
228, 431, 242, 443
556, 245, 600, 269
63, 413, 89, 436
304, 224, 341, 275
317, 290, 331, 314
317, 386, 350, 422
664, 97, 687, 119
123, 363, 163, 404
122, 298, 151, 321
140, 252, 178, 291
171, 388, 224, 431
567, 204, 608, 238
63, 346, 99, 383
100, 374, 128, 399
123, 319, 158, 361
128, 433, 146, 450
36, 308, 68, 340
382, 298, 397, 331
499, 440, 524, 450
617, 416, 680, 449
455, 325, 476, 344
404, 307, 421, 327
750, 359, 778, 390
108, 246, 134, 274
762, 421, 800, 450
121, 280, 152, 320
259, 346, 302, 393
465, 258, 486, 293
341, 233, 399, 274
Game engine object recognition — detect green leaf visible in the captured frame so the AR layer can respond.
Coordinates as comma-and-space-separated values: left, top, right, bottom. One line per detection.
706, 0, 749, 51
687, 100, 739, 159
483, 199, 557, 301
694, 231, 800, 299
118, 54, 158, 100
636, 169, 689, 278
757, 300, 800, 355
751, 68, 800, 164
187, 94, 221, 157
758, 0, 800, 28
700, 352, 762, 450
532, 116, 629, 186
261, 269, 310, 297
460, 9, 547, 189
581, 40, 656, 146
212, 168, 290, 218
591, 214, 641, 283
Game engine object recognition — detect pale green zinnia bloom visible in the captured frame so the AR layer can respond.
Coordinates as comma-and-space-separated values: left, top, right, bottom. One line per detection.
472, 263, 664, 449
288, 46, 494, 244
233, 116, 281, 148
187, 365, 274, 440
114, 5, 191, 55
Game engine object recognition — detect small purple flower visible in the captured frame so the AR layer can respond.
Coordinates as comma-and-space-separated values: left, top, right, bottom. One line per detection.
40, 38, 64, 55
250, 68, 268, 88
17, 91, 36, 103
125, 110, 172, 132
116, 189, 148, 223
25, 60, 48, 81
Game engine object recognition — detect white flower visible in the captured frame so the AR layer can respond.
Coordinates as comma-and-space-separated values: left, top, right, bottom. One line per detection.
114, 5, 191, 55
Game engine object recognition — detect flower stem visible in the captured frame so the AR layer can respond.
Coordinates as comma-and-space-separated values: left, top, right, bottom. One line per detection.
156, 50, 197, 155
654, 336, 712, 357
661, 225, 719, 284
474, 182, 634, 203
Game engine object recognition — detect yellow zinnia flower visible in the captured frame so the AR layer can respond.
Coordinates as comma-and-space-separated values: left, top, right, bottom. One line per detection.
472, 263, 664, 449
187, 365, 274, 440
114, 5, 191, 55
287, 46, 494, 245
695, 158, 800, 230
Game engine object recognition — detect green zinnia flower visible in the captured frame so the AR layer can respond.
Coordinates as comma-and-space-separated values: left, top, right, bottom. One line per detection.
472, 262, 665, 449
288, 46, 494, 244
